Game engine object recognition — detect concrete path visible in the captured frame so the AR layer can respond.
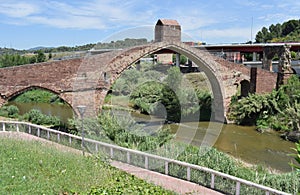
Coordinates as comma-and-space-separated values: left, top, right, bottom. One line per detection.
111, 161, 224, 195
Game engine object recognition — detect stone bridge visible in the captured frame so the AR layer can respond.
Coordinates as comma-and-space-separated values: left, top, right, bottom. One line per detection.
0, 41, 278, 121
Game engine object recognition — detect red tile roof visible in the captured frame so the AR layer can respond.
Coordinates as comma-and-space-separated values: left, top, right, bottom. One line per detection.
157, 19, 180, 26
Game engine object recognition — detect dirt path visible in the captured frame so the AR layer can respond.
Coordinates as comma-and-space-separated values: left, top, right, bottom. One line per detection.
1, 131, 223, 195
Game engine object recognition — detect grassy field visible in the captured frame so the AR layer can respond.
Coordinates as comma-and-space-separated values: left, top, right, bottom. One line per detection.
0, 135, 175, 195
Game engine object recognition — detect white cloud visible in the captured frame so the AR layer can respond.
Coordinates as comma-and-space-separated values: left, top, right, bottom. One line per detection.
0, 2, 40, 17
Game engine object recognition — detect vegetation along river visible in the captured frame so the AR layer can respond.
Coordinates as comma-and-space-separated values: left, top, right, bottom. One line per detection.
9, 101, 296, 173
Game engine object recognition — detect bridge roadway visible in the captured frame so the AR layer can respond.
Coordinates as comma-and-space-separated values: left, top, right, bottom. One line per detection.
193, 42, 300, 53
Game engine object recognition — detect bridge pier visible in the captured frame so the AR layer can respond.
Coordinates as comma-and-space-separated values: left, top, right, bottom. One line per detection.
0, 96, 6, 107
175, 53, 180, 67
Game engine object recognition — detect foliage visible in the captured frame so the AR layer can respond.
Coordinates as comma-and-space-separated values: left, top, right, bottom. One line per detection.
21, 109, 60, 126
42, 43, 96, 53
0, 105, 19, 118
94, 38, 148, 49
110, 63, 212, 123
96, 112, 174, 151
290, 141, 300, 171
229, 75, 300, 133
255, 19, 300, 43
89, 173, 175, 195
153, 142, 299, 194
164, 66, 182, 91
36, 50, 46, 63
0, 138, 174, 195
0, 54, 33, 68
11, 89, 64, 104
228, 92, 278, 125
172, 54, 187, 64
0, 50, 47, 68
130, 81, 181, 121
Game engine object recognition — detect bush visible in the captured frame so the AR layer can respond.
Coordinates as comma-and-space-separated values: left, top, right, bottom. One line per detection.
22, 109, 60, 126
7, 105, 19, 118
290, 141, 300, 171
229, 75, 300, 131
0, 105, 19, 118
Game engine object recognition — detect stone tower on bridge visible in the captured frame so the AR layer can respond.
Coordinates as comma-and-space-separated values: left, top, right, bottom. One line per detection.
155, 19, 181, 42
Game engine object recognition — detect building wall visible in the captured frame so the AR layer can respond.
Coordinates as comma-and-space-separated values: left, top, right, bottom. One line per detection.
156, 54, 173, 64
155, 25, 181, 42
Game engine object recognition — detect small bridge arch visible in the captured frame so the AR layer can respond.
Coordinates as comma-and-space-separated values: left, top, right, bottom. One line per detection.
7, 86, 72, 107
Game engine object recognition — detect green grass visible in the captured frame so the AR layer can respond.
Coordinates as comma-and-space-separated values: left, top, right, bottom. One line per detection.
0, 137, 175, 195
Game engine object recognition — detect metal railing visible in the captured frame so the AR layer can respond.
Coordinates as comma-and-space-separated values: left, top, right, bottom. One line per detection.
0, 120, 293, 195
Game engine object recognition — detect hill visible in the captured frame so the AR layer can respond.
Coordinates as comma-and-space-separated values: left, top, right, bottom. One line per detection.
255, 19, 300, 43
94, 38, 149, 49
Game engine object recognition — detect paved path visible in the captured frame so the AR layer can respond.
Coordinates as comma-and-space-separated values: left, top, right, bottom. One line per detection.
111, 161, 224, 195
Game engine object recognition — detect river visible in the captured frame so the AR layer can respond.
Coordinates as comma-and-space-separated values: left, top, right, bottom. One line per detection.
8, 102, 74, 124
8, 102, 296, 173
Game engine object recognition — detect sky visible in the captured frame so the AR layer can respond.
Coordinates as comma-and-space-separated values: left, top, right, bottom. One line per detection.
0, 0, 299, 49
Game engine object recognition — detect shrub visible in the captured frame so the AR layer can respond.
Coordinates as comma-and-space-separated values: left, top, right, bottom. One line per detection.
22, 109, 60, 126
7, 105, 19, 118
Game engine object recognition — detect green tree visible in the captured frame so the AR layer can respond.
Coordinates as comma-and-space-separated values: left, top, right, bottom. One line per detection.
36, 50, 46, 62
164, 66, 182, 91
282, 19, 300, 36
255, 19, 300, 43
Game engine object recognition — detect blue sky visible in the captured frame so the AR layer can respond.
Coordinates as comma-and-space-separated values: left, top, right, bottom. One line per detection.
0, 0, 299, 49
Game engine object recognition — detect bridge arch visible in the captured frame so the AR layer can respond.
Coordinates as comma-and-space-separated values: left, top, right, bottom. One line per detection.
3, 86, 74, 113
102, 41, 226, 122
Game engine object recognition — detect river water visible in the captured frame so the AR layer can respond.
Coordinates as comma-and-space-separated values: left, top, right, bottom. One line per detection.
8, 102, 74, 124
9, 102, 296, 172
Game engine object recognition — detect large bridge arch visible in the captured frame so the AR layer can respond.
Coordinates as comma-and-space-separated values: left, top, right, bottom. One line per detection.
108, 41, 226, 122
73, 41, 227, 122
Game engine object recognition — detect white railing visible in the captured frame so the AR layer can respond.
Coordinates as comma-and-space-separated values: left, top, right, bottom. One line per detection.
0, 120, 293, 195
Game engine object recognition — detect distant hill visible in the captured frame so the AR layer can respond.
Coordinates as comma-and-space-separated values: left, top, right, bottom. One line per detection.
0, 47, 26, 55
28, 46, 54, 51
94, 38, 149, 49
255, 19, 300, 43
0, 38, 150, 56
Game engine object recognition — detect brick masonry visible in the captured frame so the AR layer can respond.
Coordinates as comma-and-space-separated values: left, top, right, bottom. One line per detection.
0, 41, 278, 120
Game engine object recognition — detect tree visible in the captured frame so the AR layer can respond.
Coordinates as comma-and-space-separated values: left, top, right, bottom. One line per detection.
36, 50, 46, 63
48, 52, 52, 59
164, 66, 182, 91
282, 19, 299, 36
269, 23, 282, 39
255, 19, 300, 43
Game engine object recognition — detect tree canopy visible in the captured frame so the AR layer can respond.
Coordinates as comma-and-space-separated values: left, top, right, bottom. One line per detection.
255, 19, 300, 43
